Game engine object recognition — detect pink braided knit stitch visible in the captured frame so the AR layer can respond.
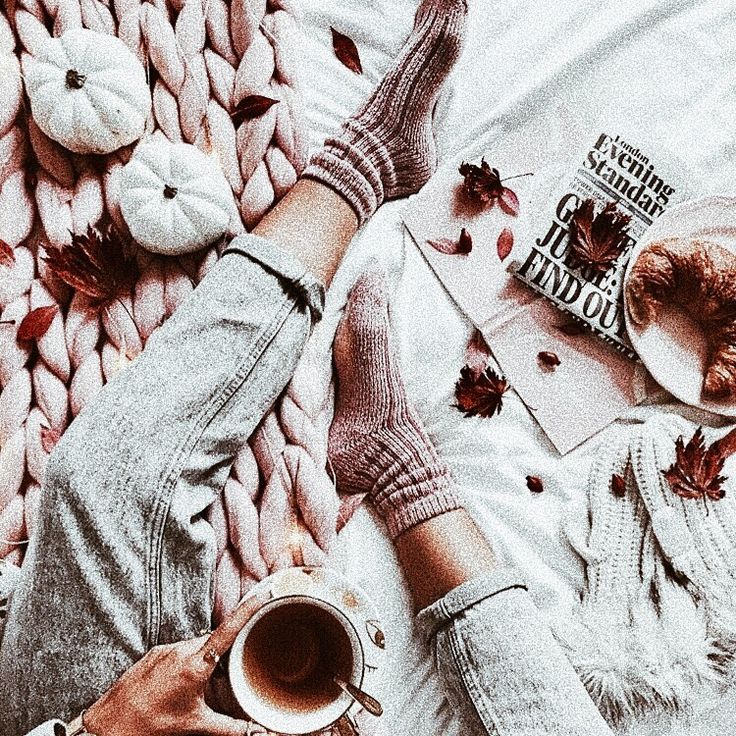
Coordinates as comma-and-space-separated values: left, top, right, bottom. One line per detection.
0, 0, 308, 573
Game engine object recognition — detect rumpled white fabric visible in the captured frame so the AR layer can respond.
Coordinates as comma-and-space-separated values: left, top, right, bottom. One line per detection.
294, 1, 736, 735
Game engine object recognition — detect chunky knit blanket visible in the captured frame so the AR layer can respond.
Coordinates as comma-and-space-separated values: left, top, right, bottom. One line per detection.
0, 0, 349, 627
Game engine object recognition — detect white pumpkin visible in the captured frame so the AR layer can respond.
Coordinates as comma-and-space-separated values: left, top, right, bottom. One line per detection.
22, 28, 151, 155
120, 136, 237, 255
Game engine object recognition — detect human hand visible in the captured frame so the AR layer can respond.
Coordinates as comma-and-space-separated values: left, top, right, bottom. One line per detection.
84, 593, 268, 736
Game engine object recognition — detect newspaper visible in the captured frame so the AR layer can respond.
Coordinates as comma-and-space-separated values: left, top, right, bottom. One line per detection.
508, 132, 681, 360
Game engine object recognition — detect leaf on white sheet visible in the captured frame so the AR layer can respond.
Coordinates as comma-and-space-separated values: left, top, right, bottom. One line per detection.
458, 159, 530, 215
331, 28, 362, 74
526, 475, 544, 493
497, 227, 513, 261
17, 306, 58, 341
454, 364, 509, 418
427, 228, 472, 256
537, 351, 560, 369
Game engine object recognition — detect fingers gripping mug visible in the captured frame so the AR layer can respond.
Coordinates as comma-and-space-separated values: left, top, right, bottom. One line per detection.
228, 567, 387, 735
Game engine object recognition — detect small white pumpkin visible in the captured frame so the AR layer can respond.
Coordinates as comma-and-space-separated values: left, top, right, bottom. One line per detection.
120, 136, 237, 255
22, 28, 151, 155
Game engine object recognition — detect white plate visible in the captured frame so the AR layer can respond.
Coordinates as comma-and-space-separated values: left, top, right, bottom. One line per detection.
623, 195, 736, 417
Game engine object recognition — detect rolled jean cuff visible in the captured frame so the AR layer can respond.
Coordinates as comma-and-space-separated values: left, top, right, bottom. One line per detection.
416, 567, 528, 640
223, 234, 326, 322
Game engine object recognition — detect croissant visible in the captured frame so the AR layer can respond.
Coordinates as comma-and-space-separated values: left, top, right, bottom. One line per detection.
626, 238, 736, 399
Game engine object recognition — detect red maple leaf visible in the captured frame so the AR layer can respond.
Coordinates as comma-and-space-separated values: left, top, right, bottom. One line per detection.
454, 364, 509, 418
568, 199, 632, 273
42, 220, 139, 308
662, 427, 736, 503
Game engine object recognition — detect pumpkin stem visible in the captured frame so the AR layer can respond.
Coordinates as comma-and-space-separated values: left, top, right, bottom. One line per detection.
66, 69, 87, 89
163, 184, 178, 199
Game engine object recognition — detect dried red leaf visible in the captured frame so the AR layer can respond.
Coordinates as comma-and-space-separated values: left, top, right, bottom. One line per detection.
497, 228, 514, 261
331, 28, 362, 74
465, 329, 491, 371
611, 473, 626, 497
17, 305, 58, 341
427, 228, 472, 256
458, 159, 503, 205
538, 351, 561, 368
40, 426, 61, 454
0, 240, 15, 267
42, 220, 139, 308
557, 320, 587, 336
499, 187, 519, 216
526, 475, 544, 493
662, 427, 732, 502
231, 95, 279, 126
454, 364, 509, 418
569, 199, 632, 273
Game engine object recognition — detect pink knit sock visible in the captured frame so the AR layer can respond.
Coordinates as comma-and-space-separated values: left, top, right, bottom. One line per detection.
304, 0, 468, 226
328, 268, 462, 539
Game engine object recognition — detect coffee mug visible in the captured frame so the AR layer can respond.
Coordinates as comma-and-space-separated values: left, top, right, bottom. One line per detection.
228, 567, 386, 735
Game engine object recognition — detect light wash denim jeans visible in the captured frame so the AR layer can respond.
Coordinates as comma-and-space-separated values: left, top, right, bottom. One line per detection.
0, 234, 615, 736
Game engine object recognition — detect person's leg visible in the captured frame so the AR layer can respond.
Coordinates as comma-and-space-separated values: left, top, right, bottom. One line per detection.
328, 271, 616, 736
0, 1, 469, 731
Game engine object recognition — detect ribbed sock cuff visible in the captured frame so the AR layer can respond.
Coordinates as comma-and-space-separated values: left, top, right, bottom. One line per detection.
302, 125, 388, 228
374, 464, 463, 539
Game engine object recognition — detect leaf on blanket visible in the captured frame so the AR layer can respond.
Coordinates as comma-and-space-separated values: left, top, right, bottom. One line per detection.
569, 199, 632, 274
526, 475, 544, 493
537, 351, 560, 369
497, 227, 513, 261
0, 240, 15, 267
458, 159, 529, 215
231, 95, 279, 125
42, 219, 139, 308
454, 364, 509, 418
331, 28, 362, 74
427, 228, 472, 255
17, 306, 58, 341
611, 473, 626, 497
662, 426, 736, 503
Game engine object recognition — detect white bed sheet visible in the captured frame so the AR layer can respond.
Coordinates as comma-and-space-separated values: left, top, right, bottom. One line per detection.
293, 1, 736, 734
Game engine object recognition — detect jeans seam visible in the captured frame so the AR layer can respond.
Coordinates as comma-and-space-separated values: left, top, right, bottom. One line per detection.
144, 295, 299, 648
447, 619, 499, 735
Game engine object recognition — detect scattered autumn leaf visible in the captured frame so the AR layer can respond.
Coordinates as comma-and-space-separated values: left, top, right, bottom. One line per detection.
568, 199, 632, 273
427, 228, 472, 256
42, 220, 139, 308
454, 364, 509, 418
662, 426, 736, 503
611, 473, 626, 497
0, 240, 14, 267
538, 351, 561, 369
331, 28, 362, 74
526, 475, 544, 493
17, 306, 58, 341
231, 95, 279, 126
457, 159, 528, 216
557, 320, 587, 336
497, 227, 514, 261
40, 426, 61, 454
